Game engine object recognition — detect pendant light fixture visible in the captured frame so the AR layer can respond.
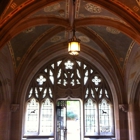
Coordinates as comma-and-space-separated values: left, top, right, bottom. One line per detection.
68, 0, 80, 55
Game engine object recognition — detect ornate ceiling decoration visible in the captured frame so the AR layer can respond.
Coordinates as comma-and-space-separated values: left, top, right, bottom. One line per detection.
0, 0, 140, 77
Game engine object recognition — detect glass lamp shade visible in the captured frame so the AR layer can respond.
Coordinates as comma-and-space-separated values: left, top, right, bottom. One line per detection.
68, 37, 80, 55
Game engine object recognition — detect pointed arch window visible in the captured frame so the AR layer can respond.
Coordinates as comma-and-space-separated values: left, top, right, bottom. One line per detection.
24, 56, 114, 138
84, 72, 114, 137
24, 73, 54, 136
25, 98, 39, 134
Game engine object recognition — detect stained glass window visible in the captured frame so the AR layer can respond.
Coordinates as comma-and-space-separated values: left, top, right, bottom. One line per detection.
85, 99, 97, 135
25, 98, 39, 134
99, 99, 111, 134
40, 98, 53, 134
84, 67, 114, 137
24, 56, 114, 138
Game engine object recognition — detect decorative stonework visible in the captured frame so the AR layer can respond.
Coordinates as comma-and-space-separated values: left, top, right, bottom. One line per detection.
1, 78, 11, 86
119, 57, 124, 62
16, 57, 21, 61
11, 104, 19, 112
85, 3, 101, 13
110, 0, 140, 21
58, 9, 65, 17
136, 0, 140, 7
79, 14, 85, 17
133, 6, 139, 12
24, 27, 35, 33
123, 41, 135, 69
106, 27, 120, 34
56, 86, 81, 98
10, 2, 17, 9
79, 36, 90, 43
50, 36, 61, 42
0, 0, 35, 28
119, 104, 128, 112
44, 3, 60, 12
8, 42, 16, 69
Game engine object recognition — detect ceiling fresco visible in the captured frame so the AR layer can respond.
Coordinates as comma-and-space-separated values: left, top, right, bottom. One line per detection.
120, 0, 140, 14
0, 0, 139, 75
88, 26, 133, 66
1, 0, 140, 20
30, 1, 68, 19
9, 25, 53, 66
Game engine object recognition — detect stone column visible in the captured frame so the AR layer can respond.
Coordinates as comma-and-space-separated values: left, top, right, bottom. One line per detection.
0, 101, 11, 140
10, 104, 21, 140
129, 103, 140, 140
119, 104, 129, 140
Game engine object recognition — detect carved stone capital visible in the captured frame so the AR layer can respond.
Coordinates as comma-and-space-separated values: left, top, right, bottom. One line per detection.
119, 104, 128, 112
11, 104, 19, 112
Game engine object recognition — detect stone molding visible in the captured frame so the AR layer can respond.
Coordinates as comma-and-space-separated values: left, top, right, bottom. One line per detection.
119, 104, 128, 112
10, 104, 19, 112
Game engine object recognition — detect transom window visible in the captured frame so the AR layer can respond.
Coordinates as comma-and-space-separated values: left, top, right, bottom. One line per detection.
24, 56, 114, 138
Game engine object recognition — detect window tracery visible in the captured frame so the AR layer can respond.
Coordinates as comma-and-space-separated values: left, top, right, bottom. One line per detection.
24, 56, 114, 138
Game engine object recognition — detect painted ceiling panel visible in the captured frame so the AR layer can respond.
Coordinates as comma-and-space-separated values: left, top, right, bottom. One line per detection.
88, 25, 133, 66
1, 0, 140, 74
1, 0, 140, 28
76, 31, 104, 53
38, 31, 67, 52
38, 31, 105, 56
78, 1, 123, 20
1, 0, 34, 19
9, 25, 53, 66
120, 0, 140, 14
29, 1, 67, 18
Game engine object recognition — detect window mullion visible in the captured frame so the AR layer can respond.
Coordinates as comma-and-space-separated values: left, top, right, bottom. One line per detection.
97, 103, 100, 135
38, 102, 41, 135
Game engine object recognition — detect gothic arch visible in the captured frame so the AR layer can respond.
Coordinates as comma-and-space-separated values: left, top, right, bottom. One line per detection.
15, 50, 121, 139
0, 0, 140, 49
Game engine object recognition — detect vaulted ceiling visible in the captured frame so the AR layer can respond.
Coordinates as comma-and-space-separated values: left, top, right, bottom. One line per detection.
0, 0, 140, 79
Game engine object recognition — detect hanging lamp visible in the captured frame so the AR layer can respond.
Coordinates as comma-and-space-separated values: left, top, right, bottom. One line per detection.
68, 0, 80, 55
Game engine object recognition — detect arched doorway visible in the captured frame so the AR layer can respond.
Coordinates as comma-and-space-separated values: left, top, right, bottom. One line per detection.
56, 99, 81, 140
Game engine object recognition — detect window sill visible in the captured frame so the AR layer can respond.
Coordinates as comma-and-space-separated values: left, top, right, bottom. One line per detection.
84, 138, 116, 140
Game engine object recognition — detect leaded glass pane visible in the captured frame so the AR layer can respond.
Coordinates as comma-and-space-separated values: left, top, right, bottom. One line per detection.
36, 75, 46, 85
49, 69, 54, 84
76, 61, 81, 66
99, 89, 102, 98
76, 69, 81, 78
105, 89, 109, 98
91, 89, 95, 98
44, 68, 47, 73
85, 99, 97, 135
49, 88, 53, 98
25, 56, 114, 137
85, 89, 89, 98
92, 76, 101, 85
40, 98, 53, 135
57, 60, 62, 66
25, 98, 39, 134
51, 64, 54, 69
35, 87, 38, 98
28, 88, 33, 98
39, 87, 43, 92
84, 77, 88, 85
84, 64, 87, 69
43, 89, 47, 98
64, 60, 74, 69
99, 99, 111, 134
85, 70, 88, 76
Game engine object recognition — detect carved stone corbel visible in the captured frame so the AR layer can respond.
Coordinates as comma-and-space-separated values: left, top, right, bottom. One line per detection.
11, 104, 19, 112
119, 104, 128, 112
